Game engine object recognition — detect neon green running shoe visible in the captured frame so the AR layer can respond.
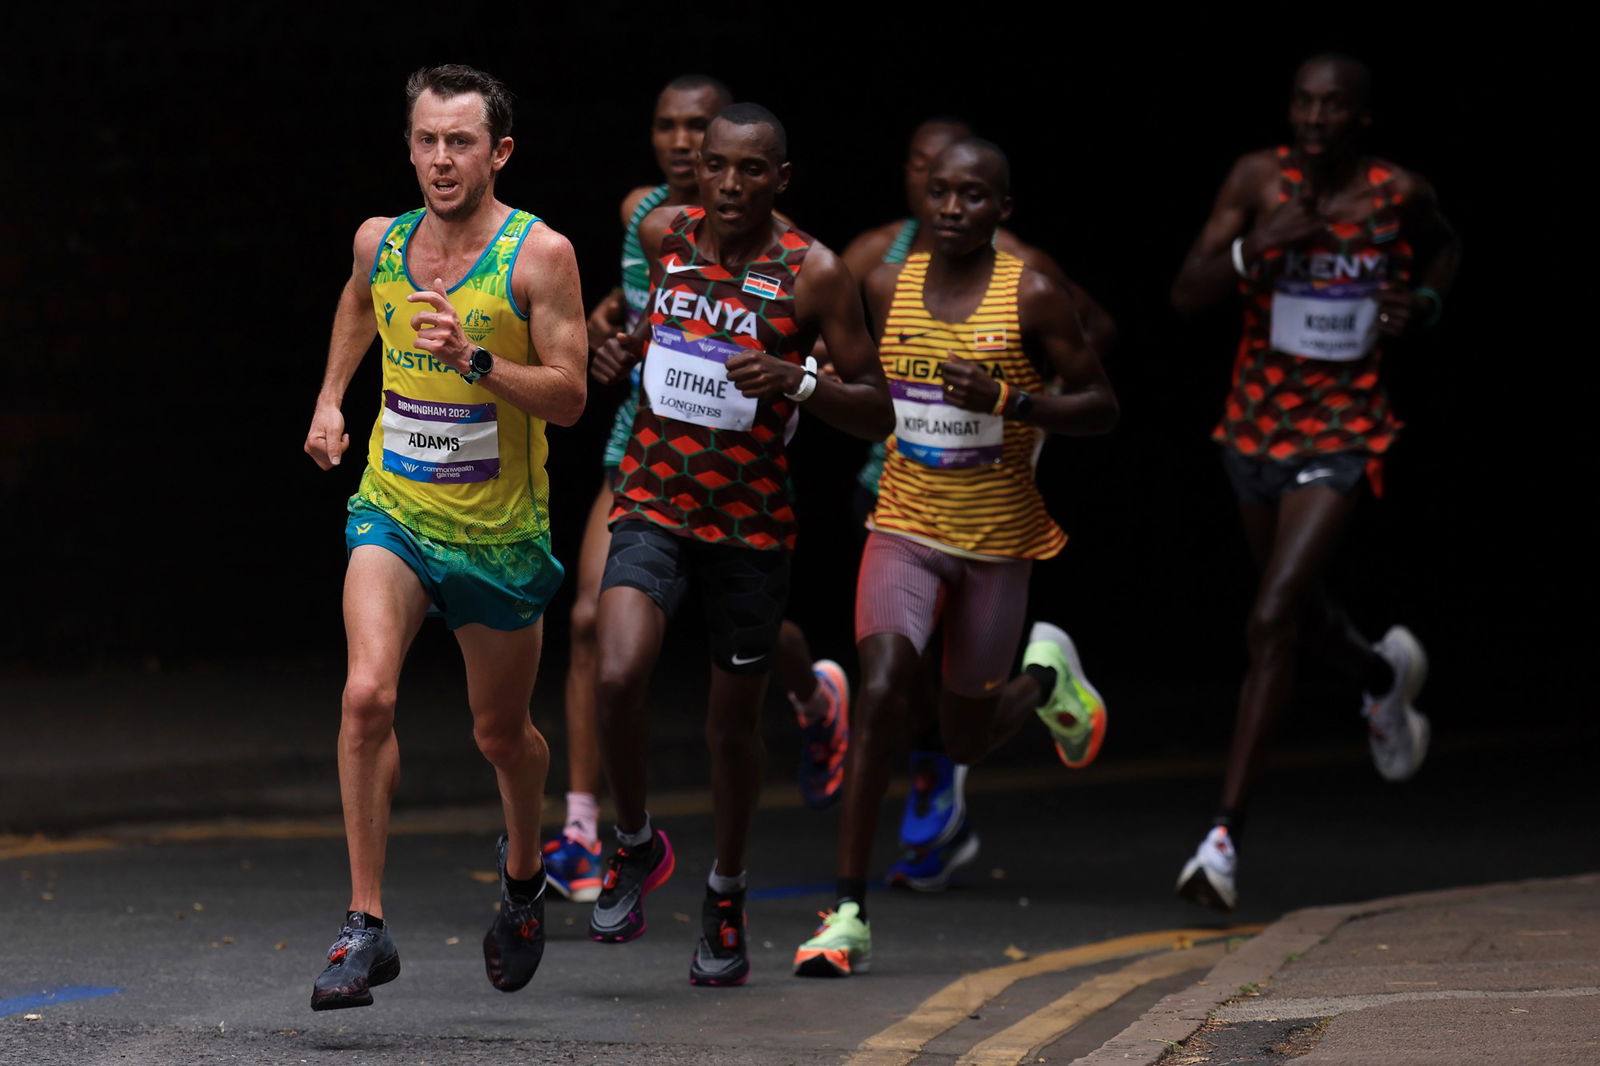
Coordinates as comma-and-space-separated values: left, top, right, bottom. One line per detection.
1025, 621, 1107, 769
792, 901, 871, 977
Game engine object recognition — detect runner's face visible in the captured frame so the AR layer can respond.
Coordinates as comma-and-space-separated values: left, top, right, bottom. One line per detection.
926, 147, 1011, 258
653, 86, 723, 191
1288, 61, 1370, 160
904, 123, 967, 221
408, 90, 510, 222
698, 120, 790, 240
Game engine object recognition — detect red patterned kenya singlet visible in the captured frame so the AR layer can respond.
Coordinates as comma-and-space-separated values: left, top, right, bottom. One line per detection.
1214, 146, 1413, 464
610, 207, 813, 550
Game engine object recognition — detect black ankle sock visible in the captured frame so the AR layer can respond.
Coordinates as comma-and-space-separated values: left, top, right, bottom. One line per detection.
836, 877, 868, 920
912, 726, 944, 752
1025, 664, 1057, 704
506, 870, 545, 901
348, 910, 384, 930
1212, 809, 1246, 842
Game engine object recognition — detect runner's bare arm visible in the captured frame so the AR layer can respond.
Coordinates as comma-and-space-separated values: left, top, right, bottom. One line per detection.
406, 225, 587, 426
1374, 172, 1461, 336
1170, 151, 1284, 314
586, 185, 665, 351
304, 217, 389, 470
943, 271, 1116, 436
591, 206, 676, 385
727, 244, 894, 441
840, 221, 901, 288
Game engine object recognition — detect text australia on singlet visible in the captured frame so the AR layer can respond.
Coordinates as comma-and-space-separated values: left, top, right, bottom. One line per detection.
643, 287, 763, 431
1270, 248, 1389, 362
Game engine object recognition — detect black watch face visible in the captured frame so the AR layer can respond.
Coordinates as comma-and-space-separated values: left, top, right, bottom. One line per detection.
472, 348, 492, 374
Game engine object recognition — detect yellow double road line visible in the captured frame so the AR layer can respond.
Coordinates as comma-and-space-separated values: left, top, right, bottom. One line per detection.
847, 926, 1262, 1066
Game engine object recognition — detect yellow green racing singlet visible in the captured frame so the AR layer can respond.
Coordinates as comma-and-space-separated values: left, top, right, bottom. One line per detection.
355, 208, 552, 544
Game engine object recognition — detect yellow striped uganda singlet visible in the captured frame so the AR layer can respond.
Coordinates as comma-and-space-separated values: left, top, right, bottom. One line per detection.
870, 251, 1066, 560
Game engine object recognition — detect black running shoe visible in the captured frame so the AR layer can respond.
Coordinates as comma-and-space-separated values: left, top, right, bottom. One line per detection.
483, 834, 545, 992
689, 887, 750, 986
310, 912, 400, 1010
587, 830, 675, 943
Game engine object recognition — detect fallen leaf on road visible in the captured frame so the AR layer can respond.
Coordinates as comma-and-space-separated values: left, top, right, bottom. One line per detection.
468, 870, 499, 884
1003, 945, 1028, 961
222, 936, 235, 944
274, 941, 288, 951
991, 868, 1006, 879
23, 1014, 41, 1021
1174, 935, 1194, 950
445, 937, 460, 945
40, 892, 53, 901
193, 902, 205, 911
674, 913, 691, 923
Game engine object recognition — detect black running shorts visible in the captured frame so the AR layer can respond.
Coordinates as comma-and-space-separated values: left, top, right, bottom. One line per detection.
1219, 447, 1370, 505
601, 520, 790, 674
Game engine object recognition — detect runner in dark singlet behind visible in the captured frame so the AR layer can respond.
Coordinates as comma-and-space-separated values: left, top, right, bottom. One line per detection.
1168, 53, 1460, 912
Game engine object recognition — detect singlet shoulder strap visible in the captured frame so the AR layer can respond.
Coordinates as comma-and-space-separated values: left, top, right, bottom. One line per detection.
884, 218, 919, 264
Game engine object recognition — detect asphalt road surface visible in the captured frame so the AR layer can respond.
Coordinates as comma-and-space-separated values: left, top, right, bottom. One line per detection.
4, 729, 1595, 1066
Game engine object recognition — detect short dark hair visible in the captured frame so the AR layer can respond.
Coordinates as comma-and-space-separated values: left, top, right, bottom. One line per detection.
914, 115, 974, 141
662, 73, 734, 109
941, 136, 1012, 195
405, 64, 515, 144
711, 102, 788, 162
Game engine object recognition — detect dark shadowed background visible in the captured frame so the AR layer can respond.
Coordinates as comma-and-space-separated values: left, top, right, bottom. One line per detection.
4, 9, 1580, 752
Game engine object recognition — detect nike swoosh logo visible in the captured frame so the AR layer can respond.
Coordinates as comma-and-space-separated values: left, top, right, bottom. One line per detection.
1296, 467, 1336, 485
622, 257, 645, 268
984, 678, 1004, 691
664, 261, 700, 274
729, 652, 766, 666
898, 332, 930, 344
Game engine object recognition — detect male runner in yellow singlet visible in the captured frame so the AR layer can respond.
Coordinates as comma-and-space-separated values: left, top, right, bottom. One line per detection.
794, 138, 1118, 977
301, 64, 587, 1009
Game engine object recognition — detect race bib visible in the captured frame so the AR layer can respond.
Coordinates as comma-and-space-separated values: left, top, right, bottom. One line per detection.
642, 325, 759, 431
380, 390, 499, 483
1270, 280, 1381, 362
891, 379, 1003, 469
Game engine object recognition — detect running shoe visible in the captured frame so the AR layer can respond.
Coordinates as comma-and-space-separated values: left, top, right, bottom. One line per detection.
587, 829, 675, 943
792, 901, 871, 978
1175, 826, 1237, 912
483, 834, 545, 992
542, 832, 603, 903
1025, 621, 1108, 769
1364, 625, 1431, 783
310, 912, 400, 1010
886, 818, 980, 892
688, 887, 749, 987
898, 751, 966, 849
797, 659, 851, 810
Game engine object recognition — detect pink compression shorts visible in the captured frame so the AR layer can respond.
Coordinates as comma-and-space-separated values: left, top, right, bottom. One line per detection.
854, 530, 1032, 698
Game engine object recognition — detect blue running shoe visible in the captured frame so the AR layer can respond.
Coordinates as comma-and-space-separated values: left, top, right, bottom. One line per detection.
542, 832, 603, 903
898, 751, 966, 849
887, 819, 980, 892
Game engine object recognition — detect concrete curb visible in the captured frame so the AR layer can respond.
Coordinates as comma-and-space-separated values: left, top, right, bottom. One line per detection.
1070, 874, 1600, 1066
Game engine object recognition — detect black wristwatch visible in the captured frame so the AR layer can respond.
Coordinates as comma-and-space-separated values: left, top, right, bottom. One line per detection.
1010, 389, 1034, 421
462, 346, 494, 385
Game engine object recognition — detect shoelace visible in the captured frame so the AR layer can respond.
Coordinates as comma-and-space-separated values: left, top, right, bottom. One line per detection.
502, 896, 541, 940
600, 845, 634, 892
327, 926, 379, 963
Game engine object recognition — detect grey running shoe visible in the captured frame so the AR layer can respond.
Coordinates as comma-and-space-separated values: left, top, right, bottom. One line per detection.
1364, 626, 1431, 783
483, 834, 545, 992
689, 887, 750, 987
310, 912, 400, 1010
1175, 826, 1238, 912
587, 830, 675, 943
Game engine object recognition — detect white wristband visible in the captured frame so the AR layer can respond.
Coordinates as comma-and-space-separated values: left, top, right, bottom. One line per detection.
1230, 236, 1251, 278
784, 355, 819, 402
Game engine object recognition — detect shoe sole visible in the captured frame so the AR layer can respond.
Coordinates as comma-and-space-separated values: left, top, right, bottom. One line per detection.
309, 953, 401, 1011
545, 875, 602, 903
689, 956, 751, 987
889, 831, 981, 892
1175, 860, 1236, 912
793, 947, 871, 977
1027, 622, 1107, 769
799, 660, 851, 810
587, 831, 676, 943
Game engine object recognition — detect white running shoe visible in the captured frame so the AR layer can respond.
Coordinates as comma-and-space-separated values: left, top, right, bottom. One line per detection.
1363, 625, 1431, 783
1175, 826, 1237, 912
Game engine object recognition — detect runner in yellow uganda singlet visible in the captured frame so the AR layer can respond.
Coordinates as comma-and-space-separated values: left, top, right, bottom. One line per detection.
871, 250, 1065, 560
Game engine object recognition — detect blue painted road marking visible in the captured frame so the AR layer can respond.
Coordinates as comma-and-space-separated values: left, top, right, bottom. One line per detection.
0, 986, 123, 1017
